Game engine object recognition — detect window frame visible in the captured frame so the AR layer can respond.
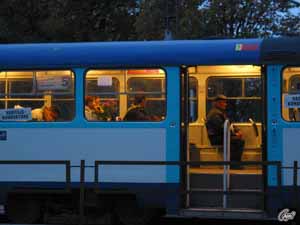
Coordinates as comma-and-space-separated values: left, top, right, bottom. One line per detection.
0, 69, 76, 123
281, 66, 300, 122
84, 68, 167, 122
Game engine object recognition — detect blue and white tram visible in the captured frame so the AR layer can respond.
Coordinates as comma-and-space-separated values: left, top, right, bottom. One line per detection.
0, 38, 299, 224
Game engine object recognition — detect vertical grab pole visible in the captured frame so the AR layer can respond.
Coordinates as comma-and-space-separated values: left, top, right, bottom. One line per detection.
223, 119, 231, 209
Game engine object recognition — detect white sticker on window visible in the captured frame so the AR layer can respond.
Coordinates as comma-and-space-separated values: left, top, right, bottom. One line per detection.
97, 76, 112, 86
37, 75, 71, 90
0, 108, 32, 121
284, 94, 300, 108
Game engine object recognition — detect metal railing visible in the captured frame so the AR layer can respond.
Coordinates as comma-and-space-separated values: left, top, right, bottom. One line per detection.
93, 160, 285, 191
0, 160, 71, 192
0, 159, 298, 224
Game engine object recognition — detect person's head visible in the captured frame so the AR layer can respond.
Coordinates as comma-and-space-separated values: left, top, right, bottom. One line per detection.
214, 94, 227, 111
43, 106, 59, 122
94, 96, 101, 105
85, 96, 95, 109
134, 95, 146, 107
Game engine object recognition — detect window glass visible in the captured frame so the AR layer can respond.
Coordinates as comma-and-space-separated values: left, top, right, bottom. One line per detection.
127, 77, 166, 121
282, 67, 300, 121
86, 78, 120, 96
208, 78, 242, 97
189, 77, 198, 122
0, 80, 5, 97
85, 72, 120, 121
207, 77, 261, 122
85, 69, 166, 122
245, 78, 261, 97
0, 71, 75, 122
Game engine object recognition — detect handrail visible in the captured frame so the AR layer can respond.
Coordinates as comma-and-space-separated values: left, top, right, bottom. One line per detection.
94, 160, 284, 188
223, 119, 231, 208
0, 160, 71, 191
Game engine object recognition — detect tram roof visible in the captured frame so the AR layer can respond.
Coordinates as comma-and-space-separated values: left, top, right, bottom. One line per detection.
0, 37, 299, 69
0, 39, 262, 69
261, 37, 300, 64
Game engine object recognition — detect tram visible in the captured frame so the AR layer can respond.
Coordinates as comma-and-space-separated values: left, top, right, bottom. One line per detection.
0, 38, 299, 224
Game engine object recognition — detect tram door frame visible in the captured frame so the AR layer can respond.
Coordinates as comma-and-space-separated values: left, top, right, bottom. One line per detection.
181, 65, 267, 209
180, 66, 189, 208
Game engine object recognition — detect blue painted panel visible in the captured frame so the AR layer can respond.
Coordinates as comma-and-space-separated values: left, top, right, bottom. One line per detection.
267, 65, 284, 186
0, 39, 261, 69
165, 67, 180, 183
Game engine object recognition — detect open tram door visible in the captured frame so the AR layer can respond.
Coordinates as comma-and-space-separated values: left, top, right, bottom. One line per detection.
180, 65, 267, 219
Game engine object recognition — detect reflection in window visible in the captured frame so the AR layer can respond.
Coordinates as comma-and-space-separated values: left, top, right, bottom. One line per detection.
0, 71, 75, 122
207, 77, 261, 122
282, 67, 300, 121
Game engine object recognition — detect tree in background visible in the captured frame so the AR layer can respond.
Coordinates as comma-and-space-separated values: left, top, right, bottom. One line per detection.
198, 0, 299, 38
0, 0, 138, 42
135, 0, 167, 40
136, 0, 300, 39
0, 0, 298, 42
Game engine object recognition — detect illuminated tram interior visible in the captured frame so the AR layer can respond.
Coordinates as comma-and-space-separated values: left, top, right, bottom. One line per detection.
0, 66, 266, 176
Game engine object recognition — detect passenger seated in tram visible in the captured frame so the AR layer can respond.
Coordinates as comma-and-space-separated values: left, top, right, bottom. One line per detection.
93, 96, 115, 121
31, 105, 60, 122
123, 95, 152, 121
85, 96, 98, 121
206, 94, 245, 169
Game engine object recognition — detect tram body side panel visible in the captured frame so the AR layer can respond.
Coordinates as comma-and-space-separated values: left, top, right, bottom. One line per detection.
0, 127, 168, 183
283, 128, 300, 185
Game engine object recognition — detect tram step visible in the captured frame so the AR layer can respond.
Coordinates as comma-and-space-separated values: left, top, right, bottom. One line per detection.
191, 147, 262, 164
190, 173, 263, 189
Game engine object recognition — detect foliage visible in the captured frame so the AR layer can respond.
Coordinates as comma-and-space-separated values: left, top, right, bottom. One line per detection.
0, 0, 298, 42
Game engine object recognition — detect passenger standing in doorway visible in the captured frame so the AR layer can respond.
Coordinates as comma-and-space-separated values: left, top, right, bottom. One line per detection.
206, 95, 245, 169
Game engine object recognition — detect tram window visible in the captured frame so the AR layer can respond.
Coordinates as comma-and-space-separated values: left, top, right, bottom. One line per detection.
0, 70, 75, 122
207, 77, 261, 122
207, 78, 242, 97
85, 69, 166, 122
85, 76, 120, 121
189, 77, 198, 122
181, 77, 198, 122
127, 77, 166, 121
0, 80, 5, 97
9, 79, 33, 95
245, 78, 261, 97
282, 67, 300, 121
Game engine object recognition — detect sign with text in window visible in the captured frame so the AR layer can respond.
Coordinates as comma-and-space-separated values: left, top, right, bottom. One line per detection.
284, 94, 300, 108
97, 76, 112, 86
37, 74, 71, 91
0, 108, 32, 121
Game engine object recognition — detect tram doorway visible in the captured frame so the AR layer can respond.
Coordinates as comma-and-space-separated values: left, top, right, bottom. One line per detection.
182, 65, 265, 212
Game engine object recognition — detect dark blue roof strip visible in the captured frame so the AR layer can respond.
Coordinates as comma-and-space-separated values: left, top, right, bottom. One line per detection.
0, 39, 262, 69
